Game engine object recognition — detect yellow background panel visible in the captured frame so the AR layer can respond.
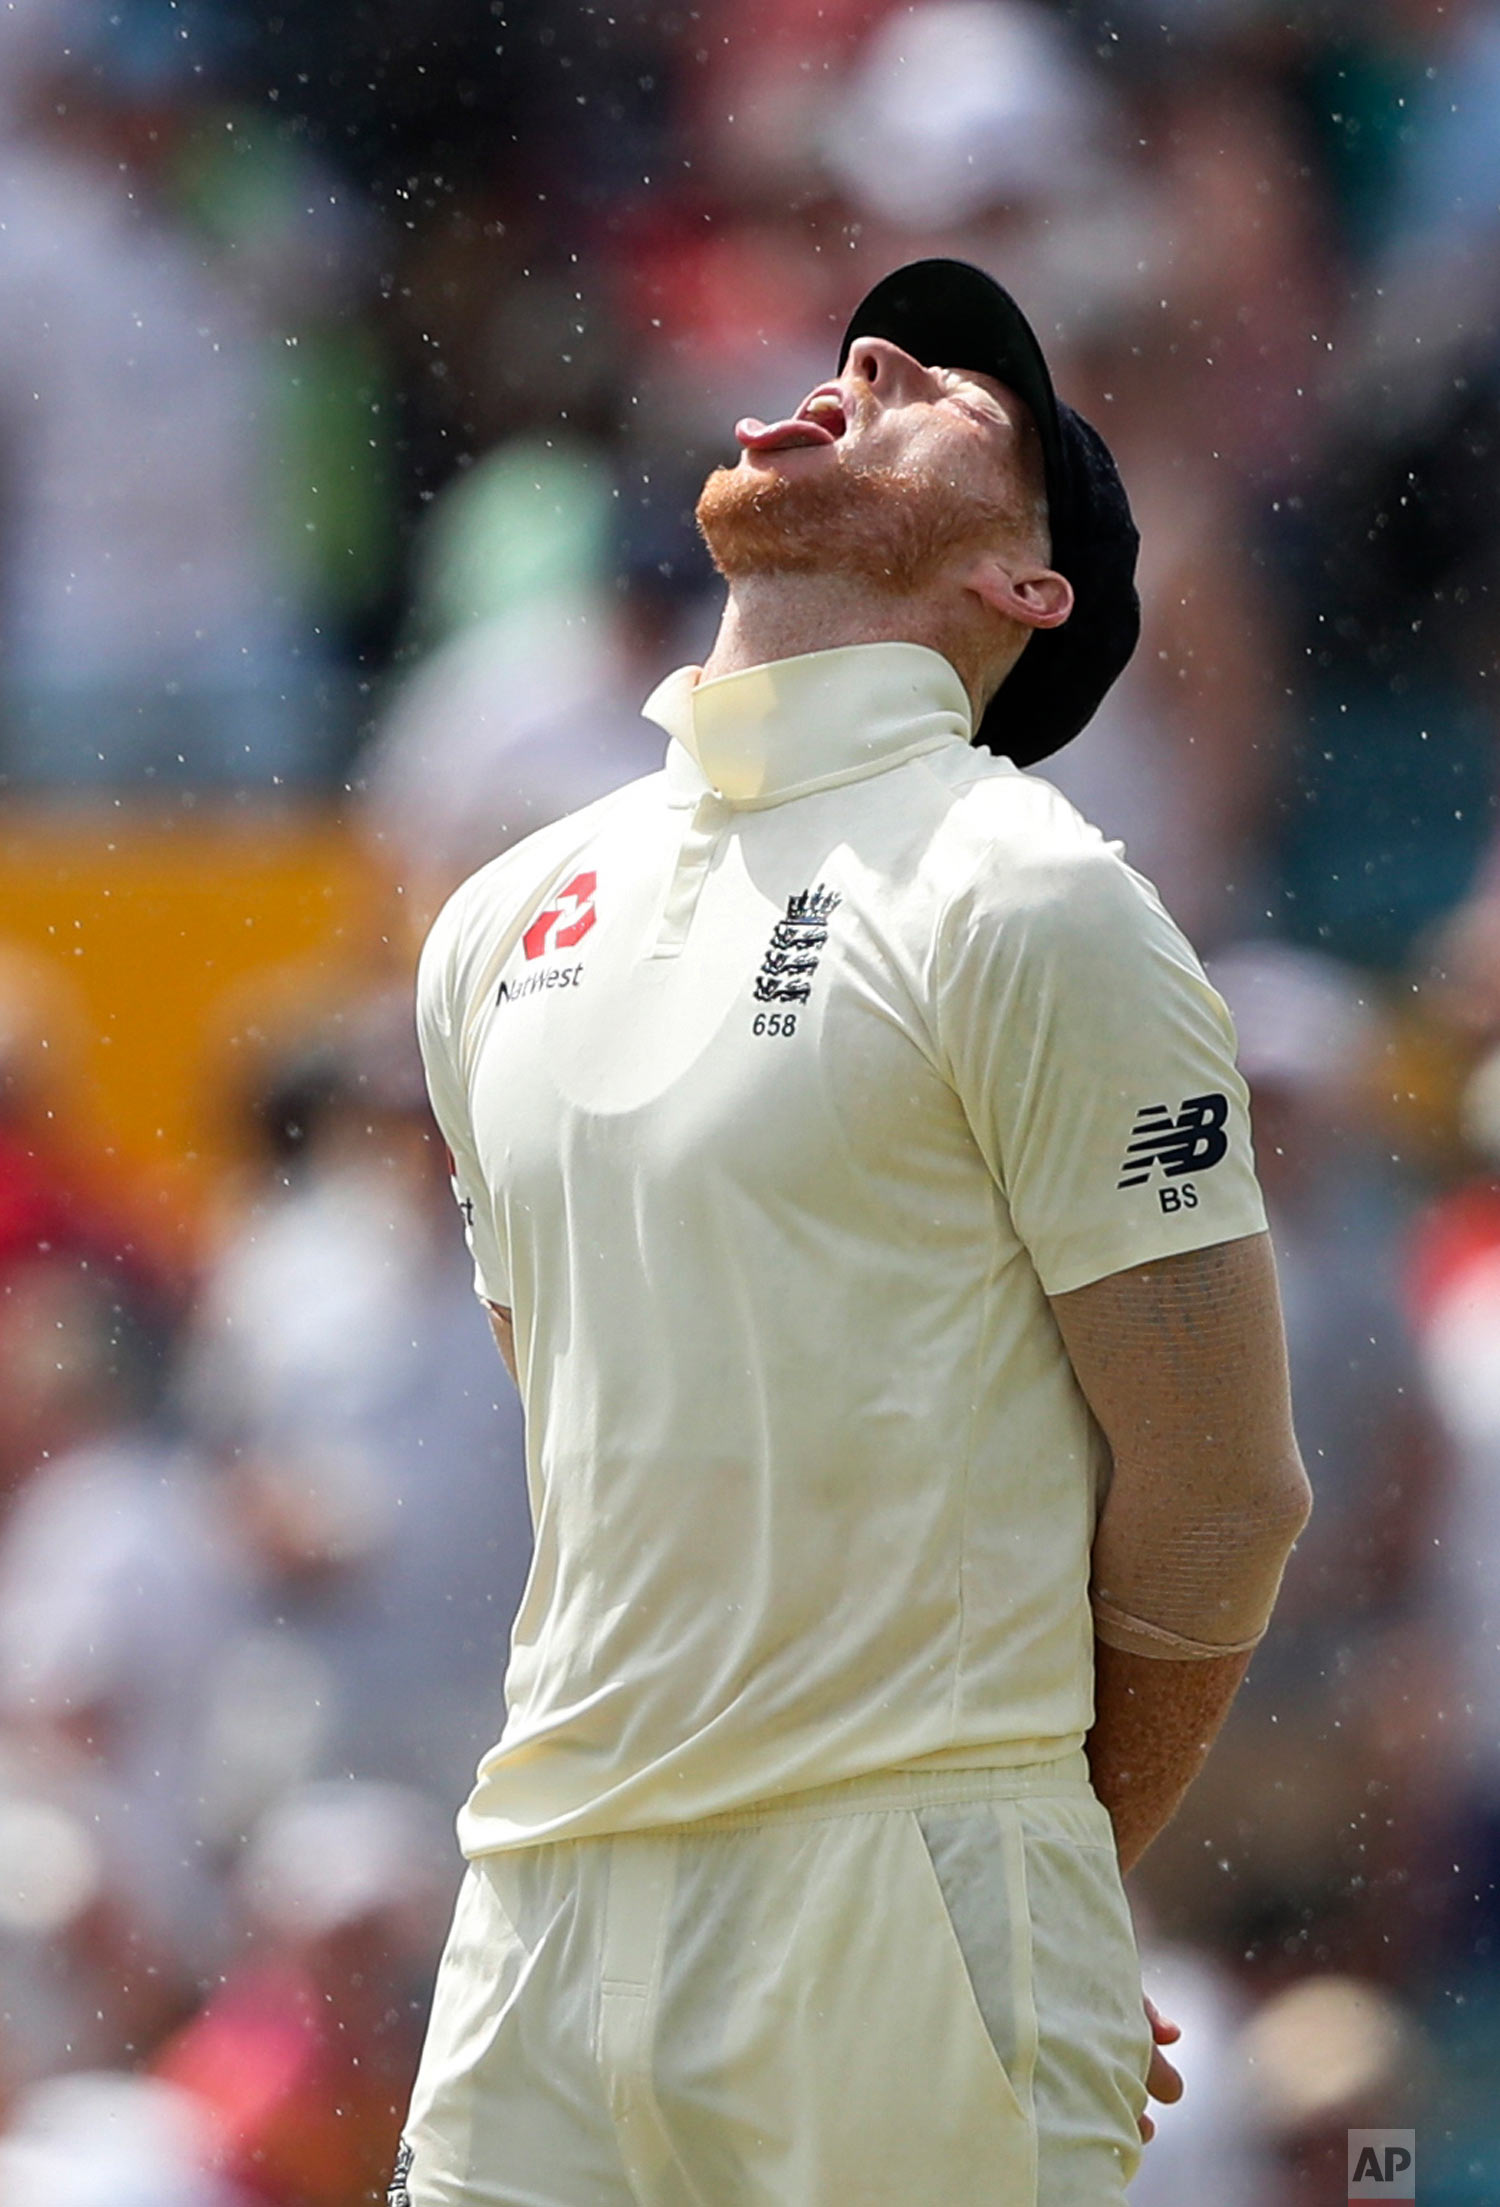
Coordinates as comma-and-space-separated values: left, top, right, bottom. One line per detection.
0, 807, 395, 1252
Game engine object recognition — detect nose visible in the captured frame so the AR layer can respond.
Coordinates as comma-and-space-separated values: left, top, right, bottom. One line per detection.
843, 335, 940, 403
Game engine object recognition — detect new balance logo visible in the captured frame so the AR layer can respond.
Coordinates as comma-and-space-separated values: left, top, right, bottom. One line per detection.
523, 871, 596, 962
1117, 1093, 1230, 1190
752, 884, 841, 1007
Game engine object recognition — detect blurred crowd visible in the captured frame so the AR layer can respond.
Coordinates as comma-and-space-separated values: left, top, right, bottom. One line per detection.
0, 0, 1497, 2198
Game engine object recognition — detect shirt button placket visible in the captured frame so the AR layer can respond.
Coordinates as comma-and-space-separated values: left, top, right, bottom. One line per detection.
651, 793, 731, 958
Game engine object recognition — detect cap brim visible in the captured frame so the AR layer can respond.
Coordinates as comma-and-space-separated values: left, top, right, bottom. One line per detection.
839, 258, 1066, 521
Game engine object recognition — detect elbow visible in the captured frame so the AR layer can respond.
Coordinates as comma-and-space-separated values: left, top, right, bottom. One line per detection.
1278, 1448, 1315, 1544
1091, 1443, 1315, 1662
1220, 1448, 1313, 1639
1232, 1445, 1314, 1589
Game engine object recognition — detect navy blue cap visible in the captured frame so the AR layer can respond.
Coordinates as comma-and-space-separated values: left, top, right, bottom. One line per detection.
840, 258, 1140, 768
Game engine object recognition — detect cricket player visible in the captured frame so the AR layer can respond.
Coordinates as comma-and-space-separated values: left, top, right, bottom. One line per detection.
398, 259, 1312, 2207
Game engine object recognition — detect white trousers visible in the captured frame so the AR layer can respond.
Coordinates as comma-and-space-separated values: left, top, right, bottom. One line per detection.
398, 1758, 1151, 2207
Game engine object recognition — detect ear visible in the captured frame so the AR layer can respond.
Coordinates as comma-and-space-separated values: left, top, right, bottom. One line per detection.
963, 550, 1074, 632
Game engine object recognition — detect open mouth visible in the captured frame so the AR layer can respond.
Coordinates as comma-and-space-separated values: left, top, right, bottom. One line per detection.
735, 388, 848, 455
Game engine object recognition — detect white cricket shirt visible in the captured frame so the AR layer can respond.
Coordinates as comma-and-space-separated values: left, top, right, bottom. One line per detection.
417, 642, 1267, 1854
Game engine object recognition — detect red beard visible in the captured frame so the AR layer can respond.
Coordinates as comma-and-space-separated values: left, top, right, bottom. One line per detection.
696, 453, 1015, 596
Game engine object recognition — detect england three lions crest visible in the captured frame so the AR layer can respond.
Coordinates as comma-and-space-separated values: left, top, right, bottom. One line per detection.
752, 885, 842, 1005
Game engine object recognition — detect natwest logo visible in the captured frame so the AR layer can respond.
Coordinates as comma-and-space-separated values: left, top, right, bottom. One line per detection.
523, 871, 597, 962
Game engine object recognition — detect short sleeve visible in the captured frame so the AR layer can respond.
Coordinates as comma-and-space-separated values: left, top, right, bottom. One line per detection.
938, 841, 1266, 1296
415, 898, 512, 1308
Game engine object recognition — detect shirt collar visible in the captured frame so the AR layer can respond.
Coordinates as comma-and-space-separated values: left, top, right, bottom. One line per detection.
642, 642, 973, 808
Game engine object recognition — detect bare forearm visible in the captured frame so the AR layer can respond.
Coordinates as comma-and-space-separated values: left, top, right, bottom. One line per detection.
1086, 1640, 1251, 1873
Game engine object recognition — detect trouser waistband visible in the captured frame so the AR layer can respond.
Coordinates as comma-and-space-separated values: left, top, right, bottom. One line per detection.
679, 1751, 1093, 1833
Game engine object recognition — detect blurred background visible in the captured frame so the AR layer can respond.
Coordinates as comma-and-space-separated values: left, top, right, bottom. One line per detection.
0, 0, 1496, 2198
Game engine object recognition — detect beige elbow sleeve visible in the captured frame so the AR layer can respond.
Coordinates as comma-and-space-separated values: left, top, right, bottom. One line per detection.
1090, 1448, 1312, 1661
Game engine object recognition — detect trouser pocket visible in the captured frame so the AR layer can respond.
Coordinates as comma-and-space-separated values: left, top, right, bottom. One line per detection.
915, 1799, 1038, 2125
916, 1793, 1150, 2207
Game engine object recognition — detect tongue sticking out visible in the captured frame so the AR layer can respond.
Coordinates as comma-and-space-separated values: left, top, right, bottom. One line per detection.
735, 415, 838, 454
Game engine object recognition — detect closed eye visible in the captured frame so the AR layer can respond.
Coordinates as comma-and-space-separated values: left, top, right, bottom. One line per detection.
943, 392, 1004, 433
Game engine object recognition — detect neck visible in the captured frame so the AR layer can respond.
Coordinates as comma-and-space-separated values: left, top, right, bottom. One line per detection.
698, 575, 1024, 717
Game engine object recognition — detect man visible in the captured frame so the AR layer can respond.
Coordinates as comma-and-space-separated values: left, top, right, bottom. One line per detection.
401, 259, 1311, 2207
